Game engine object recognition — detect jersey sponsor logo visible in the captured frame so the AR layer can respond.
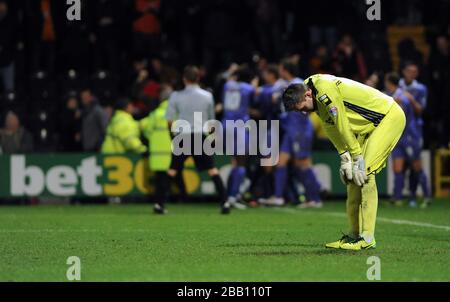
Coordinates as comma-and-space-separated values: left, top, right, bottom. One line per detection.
319, 94, 328, 101
343, 101, 385, 127
319, 94, 332, 106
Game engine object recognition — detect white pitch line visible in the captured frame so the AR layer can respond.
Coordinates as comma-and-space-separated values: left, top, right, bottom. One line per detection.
273, 208, 450, 231
0, 208, 448, 233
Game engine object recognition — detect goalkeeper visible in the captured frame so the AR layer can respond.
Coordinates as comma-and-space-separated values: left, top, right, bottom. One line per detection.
282, 74, 405, 250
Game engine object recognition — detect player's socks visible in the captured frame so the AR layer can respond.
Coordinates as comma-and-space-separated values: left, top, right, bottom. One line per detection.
284, 181, 298, 204
409, 170, 419, 199
347, 183, 362, 237
274, 166, 288, 198
295, 167, 321, 202
360, 174, 378, 243
418, 170, 430, 198
153, 203, 168, 215
211, 174, 226, 206
174, 173, 187, 202
263, 172, 274, 197
229, 166, 246, 198
393, 172, 404, 200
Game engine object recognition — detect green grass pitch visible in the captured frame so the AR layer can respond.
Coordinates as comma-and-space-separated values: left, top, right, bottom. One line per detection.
0, 199, 449, 281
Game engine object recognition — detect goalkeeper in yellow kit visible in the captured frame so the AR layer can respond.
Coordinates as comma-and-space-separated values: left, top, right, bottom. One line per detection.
282, 74, 406, 250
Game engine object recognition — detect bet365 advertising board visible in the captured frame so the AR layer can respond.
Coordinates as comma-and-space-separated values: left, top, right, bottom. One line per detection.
0, 152, 388, 198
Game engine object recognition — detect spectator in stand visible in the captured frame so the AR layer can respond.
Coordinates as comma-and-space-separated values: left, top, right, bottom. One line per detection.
308, 44, 332, 75
132, 0, 161, 59
128, 57, 148, 91
0, 0, 18, 93
131, 61, 160, 115
148, 58, 179, 86
333, 34, 367, 82
80, 88, 108, 152
0, 110, 34, 205
0, 111, 34, 154
365, 72, 380, 89
397, 38, 424, 72
27, 0, 62, 74
59, 94, 81, 152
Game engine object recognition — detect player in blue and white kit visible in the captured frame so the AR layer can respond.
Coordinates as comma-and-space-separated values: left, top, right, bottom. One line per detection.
250, 65, 284, 199
255, 65, 283, 130
385, 72, 420, 205
260, 59, 322, 208
222, 66, 256, 209
399, 62, 431, 208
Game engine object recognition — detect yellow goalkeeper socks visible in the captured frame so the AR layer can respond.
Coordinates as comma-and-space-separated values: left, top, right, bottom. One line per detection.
360, 174, 378, 243
346, 183, 362, 238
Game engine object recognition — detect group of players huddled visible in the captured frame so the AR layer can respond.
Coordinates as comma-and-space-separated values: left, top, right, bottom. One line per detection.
218, 59, 323, 210
102, 56, 431, 214
383, 62, 431, 208
217, 59, 430, 210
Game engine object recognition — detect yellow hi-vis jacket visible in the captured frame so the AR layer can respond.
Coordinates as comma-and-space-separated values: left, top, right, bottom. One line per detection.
140, 100, 172, 171
101, 110, 147, 154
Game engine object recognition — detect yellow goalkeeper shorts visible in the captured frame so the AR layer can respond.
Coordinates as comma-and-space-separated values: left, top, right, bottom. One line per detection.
358, 102, 406, 175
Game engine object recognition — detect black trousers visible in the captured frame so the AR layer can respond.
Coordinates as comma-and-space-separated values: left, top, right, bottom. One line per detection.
154, 171, 170, 206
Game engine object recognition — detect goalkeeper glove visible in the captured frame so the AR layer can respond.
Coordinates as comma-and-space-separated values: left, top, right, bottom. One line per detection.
352, 155, 368, 186
339, 151, 353, 185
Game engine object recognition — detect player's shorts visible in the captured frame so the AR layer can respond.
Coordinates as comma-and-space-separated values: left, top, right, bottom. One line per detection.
280, 130, 313, 159
392, 139, 421, 161
358, 102, 406, 175
170, 133, 215, 171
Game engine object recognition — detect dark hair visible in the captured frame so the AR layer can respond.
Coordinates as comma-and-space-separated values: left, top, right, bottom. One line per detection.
385, 72, 400, 86
183, 65, 200, 83
280, 59, 298, 77
115, 97, 130, 110
232, 64, 254, 83
282, 83, 308, 112
402, 61, 418, 70
265, 64, 279, 79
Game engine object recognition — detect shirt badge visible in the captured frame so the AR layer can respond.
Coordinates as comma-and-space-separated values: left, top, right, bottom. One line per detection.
329, 106, 338, 117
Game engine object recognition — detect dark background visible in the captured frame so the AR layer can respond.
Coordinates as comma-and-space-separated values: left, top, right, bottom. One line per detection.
0, 0, 449, 152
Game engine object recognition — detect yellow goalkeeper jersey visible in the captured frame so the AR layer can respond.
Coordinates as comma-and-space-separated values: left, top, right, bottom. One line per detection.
304, 74, 395, 157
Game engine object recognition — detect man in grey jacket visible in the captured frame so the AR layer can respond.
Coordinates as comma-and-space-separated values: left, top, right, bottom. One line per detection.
80, 88, 108, 152
0, 111, 34, 154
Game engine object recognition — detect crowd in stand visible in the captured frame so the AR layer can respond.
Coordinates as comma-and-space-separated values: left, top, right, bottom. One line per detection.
0, 0, 449, 154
